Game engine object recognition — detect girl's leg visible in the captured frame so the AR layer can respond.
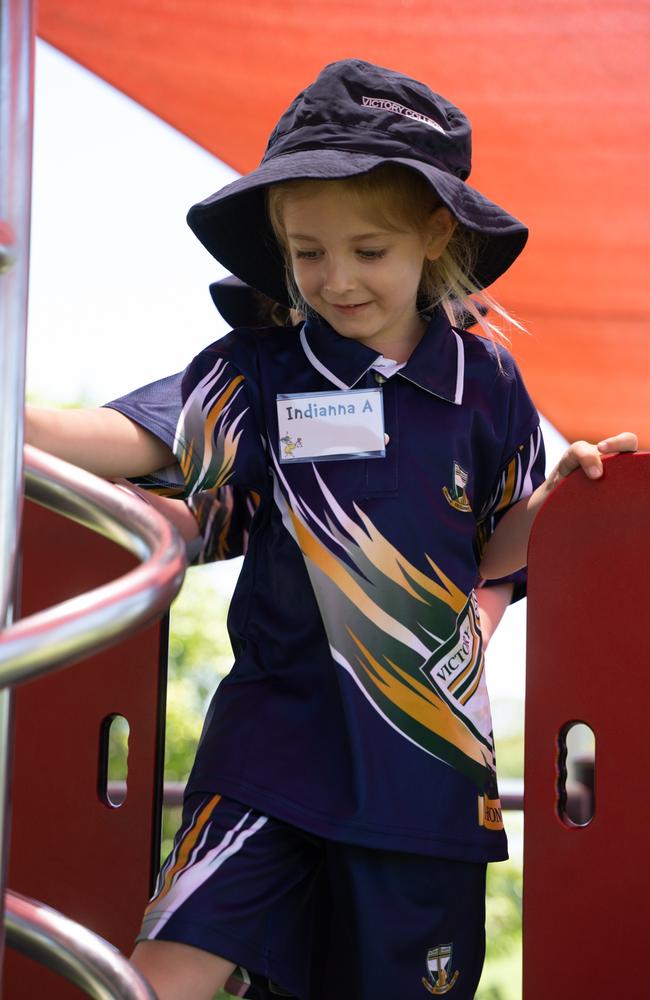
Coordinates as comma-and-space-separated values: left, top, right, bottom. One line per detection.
131, 940, 235, 1000
135, 793, 321, 999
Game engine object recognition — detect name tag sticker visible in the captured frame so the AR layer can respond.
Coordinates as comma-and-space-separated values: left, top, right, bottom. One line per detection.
276, 388, 385, 463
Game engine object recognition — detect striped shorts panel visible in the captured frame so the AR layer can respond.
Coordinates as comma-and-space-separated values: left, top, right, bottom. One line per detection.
138, 793, 321, 998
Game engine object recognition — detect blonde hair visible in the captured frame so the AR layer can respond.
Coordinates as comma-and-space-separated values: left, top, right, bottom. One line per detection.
266, 164, 523, 348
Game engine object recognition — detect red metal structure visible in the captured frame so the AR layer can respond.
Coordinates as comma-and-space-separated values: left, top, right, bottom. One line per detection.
5, 502, 168, 997
524, 452, 650, 997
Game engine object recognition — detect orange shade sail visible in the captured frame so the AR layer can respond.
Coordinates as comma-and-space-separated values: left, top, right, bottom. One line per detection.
38, 0, 650, 447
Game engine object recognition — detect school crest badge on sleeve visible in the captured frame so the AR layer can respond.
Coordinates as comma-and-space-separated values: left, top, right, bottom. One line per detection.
442, 463, 472, 512
422, 943, 460, 994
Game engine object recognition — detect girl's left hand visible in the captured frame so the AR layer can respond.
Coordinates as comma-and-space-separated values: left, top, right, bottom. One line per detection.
547, 431, 638, 489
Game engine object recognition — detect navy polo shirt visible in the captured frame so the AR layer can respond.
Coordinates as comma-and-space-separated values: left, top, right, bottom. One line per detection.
107, 309, 544, 862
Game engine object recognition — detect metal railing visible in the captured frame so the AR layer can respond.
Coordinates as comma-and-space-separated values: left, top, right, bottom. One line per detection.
6, 890, 157, 1000
0, 446, 187, 997
0, 446, 186, 687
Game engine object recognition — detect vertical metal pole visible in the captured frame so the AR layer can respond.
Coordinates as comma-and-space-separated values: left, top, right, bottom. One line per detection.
0, 0, 35, 990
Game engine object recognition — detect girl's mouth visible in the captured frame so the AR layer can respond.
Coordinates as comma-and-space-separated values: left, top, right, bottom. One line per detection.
331, 302, 372, 313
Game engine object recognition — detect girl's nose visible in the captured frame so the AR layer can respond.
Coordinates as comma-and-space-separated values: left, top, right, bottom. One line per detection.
322, 257, 355, 294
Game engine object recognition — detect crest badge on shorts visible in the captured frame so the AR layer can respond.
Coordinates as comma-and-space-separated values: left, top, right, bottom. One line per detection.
443, 463, 472, 512
422, 943, 460, 994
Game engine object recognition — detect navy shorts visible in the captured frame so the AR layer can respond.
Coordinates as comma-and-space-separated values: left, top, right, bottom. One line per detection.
139, 793, 487, 1000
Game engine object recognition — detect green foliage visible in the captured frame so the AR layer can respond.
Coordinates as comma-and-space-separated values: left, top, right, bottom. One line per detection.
485, 861, 523, 956
163, 564, 234, 782
161, 565, 234, 857
493, 730, 524, 779
105, 714, 129, 806
476, 859, 522, 1000
164, 677, 206, 782
167, 565, 234, 708
161, 805, 182, 865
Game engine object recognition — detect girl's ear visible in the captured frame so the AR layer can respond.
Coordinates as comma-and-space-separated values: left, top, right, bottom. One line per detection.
425, 207, 457, 261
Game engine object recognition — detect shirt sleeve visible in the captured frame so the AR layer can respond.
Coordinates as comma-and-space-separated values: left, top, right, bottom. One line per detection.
474, 357, 546, 600
479, 423, 545, 523
104, 345, 267, 498
185, 486, 260, 565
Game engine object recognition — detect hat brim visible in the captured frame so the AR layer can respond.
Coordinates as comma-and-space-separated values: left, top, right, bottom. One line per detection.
188, 150, 527, 306
209, 276, 264, 329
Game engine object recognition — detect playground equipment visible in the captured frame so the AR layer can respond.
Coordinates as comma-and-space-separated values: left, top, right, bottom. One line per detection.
524, 452, 650, 999
3, 453, 184, 997
2, 0, 648, 996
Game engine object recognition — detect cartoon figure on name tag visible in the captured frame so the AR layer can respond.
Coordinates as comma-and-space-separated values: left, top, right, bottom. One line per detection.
280, 433, 303, 458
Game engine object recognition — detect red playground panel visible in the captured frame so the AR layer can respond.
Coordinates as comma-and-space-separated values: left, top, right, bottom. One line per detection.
524, 452, 650, 997
4, 500, 168, 998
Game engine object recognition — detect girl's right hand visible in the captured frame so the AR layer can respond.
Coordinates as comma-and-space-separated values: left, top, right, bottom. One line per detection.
114, 480, 201, 546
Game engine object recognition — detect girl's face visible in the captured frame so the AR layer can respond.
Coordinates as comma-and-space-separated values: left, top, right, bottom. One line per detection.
281, 183, 454, 361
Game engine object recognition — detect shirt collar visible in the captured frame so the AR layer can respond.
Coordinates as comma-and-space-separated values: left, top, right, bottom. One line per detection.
300, 316, 379, 390
400, 309, 465, 405
300, 310, 465, 405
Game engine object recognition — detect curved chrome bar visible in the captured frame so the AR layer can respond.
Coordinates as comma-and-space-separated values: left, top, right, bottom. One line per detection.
0, 445, 187, 688
5, 889, 157, 999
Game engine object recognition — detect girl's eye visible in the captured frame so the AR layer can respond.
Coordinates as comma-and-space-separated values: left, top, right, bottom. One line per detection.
294, 249, 322, 260
357, 249, 387, 260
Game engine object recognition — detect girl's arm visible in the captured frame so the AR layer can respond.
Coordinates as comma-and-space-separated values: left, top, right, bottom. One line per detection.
25, 405, 175, 479
115, 482, 256, 565
113, 482, 201, 544
475, 582, 514, 649
480, 431, 638, 580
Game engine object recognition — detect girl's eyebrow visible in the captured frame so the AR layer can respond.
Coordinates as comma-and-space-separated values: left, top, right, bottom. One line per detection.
287, 230, 396, 241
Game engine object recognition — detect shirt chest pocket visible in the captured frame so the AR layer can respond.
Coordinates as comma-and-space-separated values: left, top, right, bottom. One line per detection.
360, 372, 399, 497
359, 372, 399, 497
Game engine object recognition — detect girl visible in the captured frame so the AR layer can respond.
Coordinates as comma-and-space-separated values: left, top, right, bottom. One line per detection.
27, 59, 636, 1000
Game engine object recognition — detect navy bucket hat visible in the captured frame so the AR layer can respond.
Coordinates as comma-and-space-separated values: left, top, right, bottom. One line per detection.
209, 275, 292, 327
209, 275, 265, 328
188, 59, 528, 306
